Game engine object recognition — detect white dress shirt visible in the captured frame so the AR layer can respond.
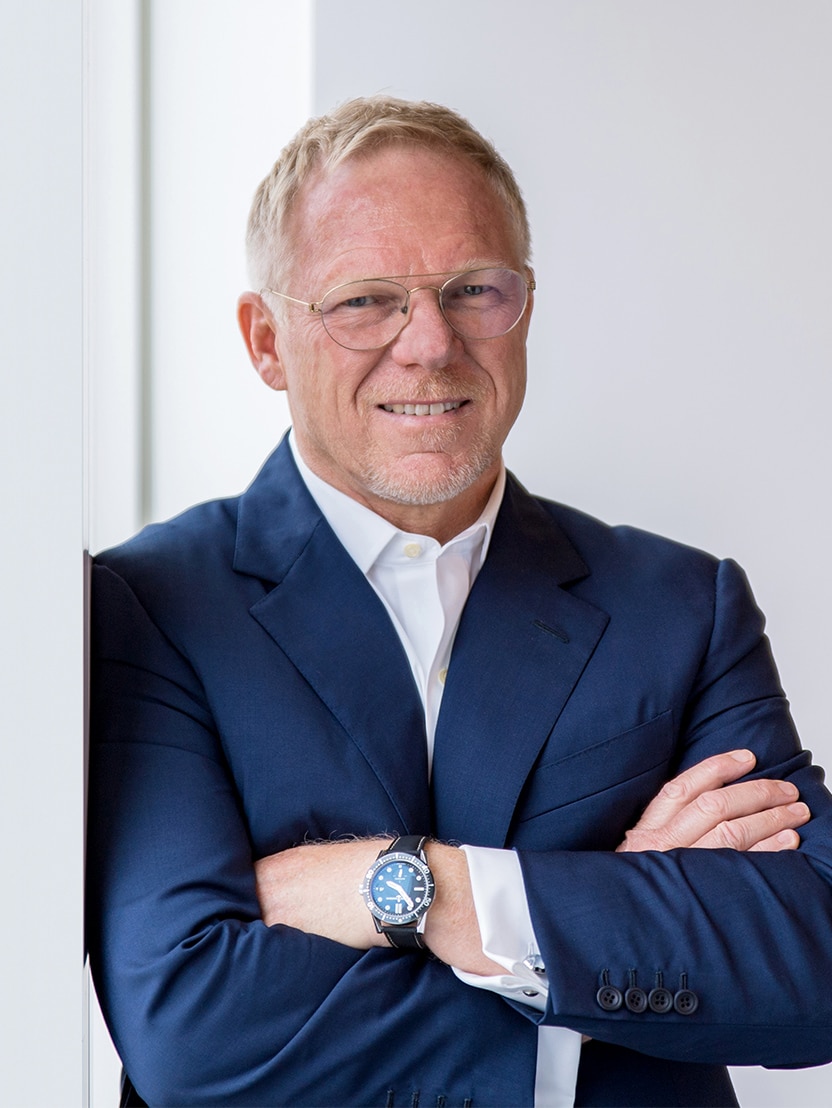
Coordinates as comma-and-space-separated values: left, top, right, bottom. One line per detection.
289, 434, 581, 1107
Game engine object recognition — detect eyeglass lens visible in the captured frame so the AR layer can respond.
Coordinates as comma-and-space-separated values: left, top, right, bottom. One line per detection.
318, 268, 528, 350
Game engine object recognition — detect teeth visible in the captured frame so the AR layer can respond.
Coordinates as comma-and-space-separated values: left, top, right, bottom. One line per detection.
382, 401, 462, 416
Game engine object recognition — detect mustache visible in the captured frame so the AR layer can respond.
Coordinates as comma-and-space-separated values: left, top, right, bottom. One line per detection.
368, 371, 485, 405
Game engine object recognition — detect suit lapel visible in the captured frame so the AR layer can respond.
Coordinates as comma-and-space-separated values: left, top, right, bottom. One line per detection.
233, 439, 431, 834
432, 477, 610, 846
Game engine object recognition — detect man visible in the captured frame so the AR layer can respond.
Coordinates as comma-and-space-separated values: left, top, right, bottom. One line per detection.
87, 97, 832, 1107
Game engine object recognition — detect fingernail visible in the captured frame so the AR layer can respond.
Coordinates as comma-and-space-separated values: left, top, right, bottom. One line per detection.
776, 830, 798, 845
787, 802, 809, 817
730, 749, 754, 763
776, 780, 798, 796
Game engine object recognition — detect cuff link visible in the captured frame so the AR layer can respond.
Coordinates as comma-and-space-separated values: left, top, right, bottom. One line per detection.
522, 952, 547, 976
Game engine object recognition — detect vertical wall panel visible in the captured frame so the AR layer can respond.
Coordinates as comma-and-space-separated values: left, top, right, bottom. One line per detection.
0, 2, 85, 1104
85, 4, 314, 1101
146, 0, 313, 526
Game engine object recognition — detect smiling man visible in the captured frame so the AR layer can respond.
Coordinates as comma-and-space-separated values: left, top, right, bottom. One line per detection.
88, 97, 832, 1108
240, 144, 529, 542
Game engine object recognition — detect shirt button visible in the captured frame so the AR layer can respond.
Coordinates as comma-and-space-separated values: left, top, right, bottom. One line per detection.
403, 542, 422, 558
438, 668, 448, 685
522, 988, 539, 998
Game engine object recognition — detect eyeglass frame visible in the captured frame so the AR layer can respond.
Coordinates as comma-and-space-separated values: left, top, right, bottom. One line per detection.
259, 266, 536, 351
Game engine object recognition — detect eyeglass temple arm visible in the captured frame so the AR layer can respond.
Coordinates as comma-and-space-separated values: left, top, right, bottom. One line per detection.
260, 288, 320, 313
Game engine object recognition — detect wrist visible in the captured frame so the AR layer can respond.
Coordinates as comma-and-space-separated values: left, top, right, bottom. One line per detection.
360, 835, 435, 951
422, 842, 503, 975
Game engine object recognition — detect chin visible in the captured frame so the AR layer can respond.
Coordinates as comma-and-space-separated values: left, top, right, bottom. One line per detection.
363, 453, 494, 507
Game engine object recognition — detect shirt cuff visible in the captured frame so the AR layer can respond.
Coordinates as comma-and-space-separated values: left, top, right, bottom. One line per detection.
451, 844, 549, 1012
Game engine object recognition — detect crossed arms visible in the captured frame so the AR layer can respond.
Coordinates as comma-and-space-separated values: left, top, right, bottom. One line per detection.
87, 504, 832, 1104
254, 749, 810, 974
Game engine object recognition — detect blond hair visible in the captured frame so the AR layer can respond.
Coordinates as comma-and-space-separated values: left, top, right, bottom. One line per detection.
246, 95, 531, 290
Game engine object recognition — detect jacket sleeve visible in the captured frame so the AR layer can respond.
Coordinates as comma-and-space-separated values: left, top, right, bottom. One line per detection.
87, 562, 355, 1102
518, 557, 832, 1066
86, 562, 533, 1107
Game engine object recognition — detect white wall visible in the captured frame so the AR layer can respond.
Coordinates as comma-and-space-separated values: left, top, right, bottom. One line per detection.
312, 2, 831, 1104
145, 0, 312, 525
0, 2, 85, 1105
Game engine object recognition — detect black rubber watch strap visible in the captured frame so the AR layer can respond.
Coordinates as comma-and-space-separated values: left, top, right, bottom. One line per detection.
383, 925, 429, 951
383, 834, 427, 857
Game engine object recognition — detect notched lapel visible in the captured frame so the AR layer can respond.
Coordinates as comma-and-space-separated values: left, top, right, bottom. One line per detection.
234, 439, 431, 835
432, 478, 610, 846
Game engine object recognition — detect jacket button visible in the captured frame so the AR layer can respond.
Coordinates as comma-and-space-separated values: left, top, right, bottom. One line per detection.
674, 988, 699, 1015
625, 987, 648, 1013
596, 985, 623, 1011
648, 987, 673, 1014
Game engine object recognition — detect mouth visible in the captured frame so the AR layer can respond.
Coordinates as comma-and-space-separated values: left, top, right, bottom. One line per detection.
380, 401, 466, 416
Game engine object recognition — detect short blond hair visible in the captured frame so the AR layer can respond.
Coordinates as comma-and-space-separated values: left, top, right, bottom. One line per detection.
246, 95, 531, 290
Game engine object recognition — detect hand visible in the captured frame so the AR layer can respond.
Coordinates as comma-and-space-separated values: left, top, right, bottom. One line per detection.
385, 880, 415, 909
617, 749, 810, 853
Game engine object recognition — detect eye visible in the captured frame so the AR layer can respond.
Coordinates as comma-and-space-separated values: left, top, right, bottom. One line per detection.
323, 283, 404, 317
444, 279, 501, 309
344, 294, 380, 309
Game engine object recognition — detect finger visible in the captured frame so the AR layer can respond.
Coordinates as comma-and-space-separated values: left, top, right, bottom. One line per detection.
748, 828, 802, 852
652, 778, 800, 849
692, 801, 810, 850
618, 778, 801, 852
632, 749, 757, 832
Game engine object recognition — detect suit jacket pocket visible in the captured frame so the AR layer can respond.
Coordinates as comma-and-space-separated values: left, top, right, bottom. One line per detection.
510, 710, 675, 850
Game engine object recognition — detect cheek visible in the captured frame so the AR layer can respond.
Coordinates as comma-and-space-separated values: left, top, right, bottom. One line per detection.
494, 342, 527, 411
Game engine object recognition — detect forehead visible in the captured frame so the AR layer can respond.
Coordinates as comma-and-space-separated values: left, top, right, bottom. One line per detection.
285, 146, 522, 287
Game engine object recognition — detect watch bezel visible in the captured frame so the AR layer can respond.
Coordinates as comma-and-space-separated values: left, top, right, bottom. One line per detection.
360, 849, 435, 927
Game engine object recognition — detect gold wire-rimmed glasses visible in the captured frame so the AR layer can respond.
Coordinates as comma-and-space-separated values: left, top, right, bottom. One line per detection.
260, 267, 535, 351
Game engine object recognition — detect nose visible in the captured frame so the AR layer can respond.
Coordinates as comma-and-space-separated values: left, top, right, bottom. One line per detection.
389, 286, 459, 370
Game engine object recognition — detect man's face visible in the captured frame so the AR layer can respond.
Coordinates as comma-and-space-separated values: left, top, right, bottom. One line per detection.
262, 146, 531, 529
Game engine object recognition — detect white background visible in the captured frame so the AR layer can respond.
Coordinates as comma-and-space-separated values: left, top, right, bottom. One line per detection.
3, 2, 827, 1105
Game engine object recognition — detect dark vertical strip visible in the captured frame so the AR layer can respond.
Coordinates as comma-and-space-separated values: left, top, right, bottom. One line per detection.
139, 0, 153, 524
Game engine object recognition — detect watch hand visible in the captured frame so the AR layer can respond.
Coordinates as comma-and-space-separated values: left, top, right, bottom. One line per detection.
385, 881, 414, 910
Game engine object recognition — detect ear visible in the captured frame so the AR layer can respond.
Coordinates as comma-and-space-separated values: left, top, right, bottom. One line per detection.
237, 292, 287, 391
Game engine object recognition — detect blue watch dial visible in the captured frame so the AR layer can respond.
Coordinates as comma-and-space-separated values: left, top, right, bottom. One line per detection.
362, 850, 435, 926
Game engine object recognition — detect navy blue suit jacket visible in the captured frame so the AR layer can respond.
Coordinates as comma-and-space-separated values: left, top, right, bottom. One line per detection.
87, 437, 832, 1107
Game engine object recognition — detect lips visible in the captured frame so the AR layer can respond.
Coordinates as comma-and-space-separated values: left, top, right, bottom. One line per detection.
380, 401, 464, 416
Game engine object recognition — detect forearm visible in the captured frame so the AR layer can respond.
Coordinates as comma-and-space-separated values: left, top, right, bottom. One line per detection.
520, 837, 832, 1066
254, 836, 502, 975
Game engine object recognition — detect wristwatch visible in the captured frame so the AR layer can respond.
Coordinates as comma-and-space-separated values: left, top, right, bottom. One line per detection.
360, 835, 435, 950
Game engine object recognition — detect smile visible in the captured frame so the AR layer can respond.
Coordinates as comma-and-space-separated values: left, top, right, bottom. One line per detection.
380, 401, 464, 416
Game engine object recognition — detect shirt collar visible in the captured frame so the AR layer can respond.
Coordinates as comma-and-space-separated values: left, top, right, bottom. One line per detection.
288, 429, 505, 574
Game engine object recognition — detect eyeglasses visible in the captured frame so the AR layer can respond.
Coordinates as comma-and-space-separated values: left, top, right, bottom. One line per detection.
261, 267, 535, 351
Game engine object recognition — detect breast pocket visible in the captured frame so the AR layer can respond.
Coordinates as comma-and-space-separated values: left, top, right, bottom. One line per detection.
510, 709, 676, 850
